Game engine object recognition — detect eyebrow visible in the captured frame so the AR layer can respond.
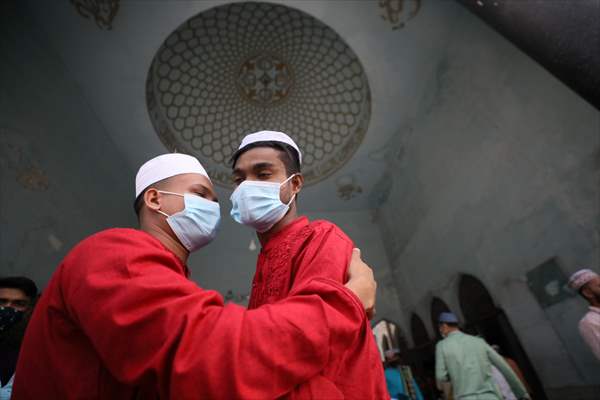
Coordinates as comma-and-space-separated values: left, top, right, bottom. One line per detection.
252, 162, 275, 171
232, 161, 276, 176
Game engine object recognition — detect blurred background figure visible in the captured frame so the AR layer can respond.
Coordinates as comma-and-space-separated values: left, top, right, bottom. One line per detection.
491, 344, 531, 396
384, 348, 424, 400
0, 277, 38, 400
568, 269, 600, 360
435, 312, 530, 400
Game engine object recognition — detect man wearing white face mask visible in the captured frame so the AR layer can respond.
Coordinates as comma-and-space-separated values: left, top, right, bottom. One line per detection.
14, 153, 379, 400
230, 131, 388, 399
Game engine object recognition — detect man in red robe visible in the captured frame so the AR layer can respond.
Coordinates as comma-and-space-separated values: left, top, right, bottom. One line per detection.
13, 153, 377, 399
230, 131, 389, 399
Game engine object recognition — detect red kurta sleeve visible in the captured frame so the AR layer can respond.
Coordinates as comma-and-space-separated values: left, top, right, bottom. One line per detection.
290, 221, 353, 289
281, 221, 388, 400
58, 230, 365, 399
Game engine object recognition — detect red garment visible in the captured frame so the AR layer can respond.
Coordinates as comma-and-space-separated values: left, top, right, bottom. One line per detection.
13, 228, 367, 400
249, 217, 388, 399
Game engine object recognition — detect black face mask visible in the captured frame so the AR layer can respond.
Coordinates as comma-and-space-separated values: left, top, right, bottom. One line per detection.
0, 307, 24, 332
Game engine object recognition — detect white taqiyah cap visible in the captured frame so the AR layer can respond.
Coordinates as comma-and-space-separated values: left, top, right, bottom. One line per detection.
568, 269, 599, 291
237, 130, 302, 164
135, 153, 210, 198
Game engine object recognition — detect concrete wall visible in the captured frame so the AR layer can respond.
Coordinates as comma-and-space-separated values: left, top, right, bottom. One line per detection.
375, 2, 600, 397
0, 2, 137, 287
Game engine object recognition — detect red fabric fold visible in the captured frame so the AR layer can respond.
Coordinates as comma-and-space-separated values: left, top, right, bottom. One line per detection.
13, 228, 367, 400
249, 217, 389, 400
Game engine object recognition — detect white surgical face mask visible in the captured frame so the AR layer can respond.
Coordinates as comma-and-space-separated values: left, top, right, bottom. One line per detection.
229, 174, 296, 233
157, 191, 221, 252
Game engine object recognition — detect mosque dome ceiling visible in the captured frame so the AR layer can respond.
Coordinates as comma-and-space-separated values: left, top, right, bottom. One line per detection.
146, 2, 372, 187
25, 0, 453, 211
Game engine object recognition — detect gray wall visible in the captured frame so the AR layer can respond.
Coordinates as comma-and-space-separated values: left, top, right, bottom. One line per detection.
375, 2, 600, 396
0, 2, 137, 286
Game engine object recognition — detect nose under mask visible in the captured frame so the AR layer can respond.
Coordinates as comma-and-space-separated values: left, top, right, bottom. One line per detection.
157, 191, 221, 252
229, 174, 296, 233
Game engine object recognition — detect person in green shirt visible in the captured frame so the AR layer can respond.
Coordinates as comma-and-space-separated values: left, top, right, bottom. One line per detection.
435, 313, 530, 400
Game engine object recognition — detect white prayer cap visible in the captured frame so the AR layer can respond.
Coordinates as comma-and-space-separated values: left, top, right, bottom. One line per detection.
568, 269, 599, 291
135, 153, 210, 198
237, 130, 302, 164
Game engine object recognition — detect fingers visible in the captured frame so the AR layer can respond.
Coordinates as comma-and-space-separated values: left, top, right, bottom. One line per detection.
346, 247, 378, 318
347, 248, 364, 281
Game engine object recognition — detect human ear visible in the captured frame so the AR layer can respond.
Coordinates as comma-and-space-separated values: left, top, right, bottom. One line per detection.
581, 285, 593, 301
291, 173, 304, 195
144, 188, 162, 211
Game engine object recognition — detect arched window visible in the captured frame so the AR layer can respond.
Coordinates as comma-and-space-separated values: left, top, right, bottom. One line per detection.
410, 313, 430, 347
458, 274, 497, 323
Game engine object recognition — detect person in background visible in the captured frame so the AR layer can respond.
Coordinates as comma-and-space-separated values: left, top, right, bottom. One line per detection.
490, 345, 530, 395
568, 268, 600, 360
435, 312, 530, 400
384, 348, 424, 400
490, 364, 516, 400
0, 277, 38, 400
229, 131, 387, 398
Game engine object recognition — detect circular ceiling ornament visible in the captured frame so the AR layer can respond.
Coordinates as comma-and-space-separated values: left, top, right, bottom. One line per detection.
146, 1, 371, 187
237, 53, 294, 106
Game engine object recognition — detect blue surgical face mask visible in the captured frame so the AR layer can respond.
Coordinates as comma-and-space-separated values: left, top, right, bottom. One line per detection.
157, 191, 221, 252
230, 174, 296, 233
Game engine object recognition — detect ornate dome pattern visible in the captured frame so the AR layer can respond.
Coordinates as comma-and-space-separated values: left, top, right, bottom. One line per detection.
147, 2, 371, 187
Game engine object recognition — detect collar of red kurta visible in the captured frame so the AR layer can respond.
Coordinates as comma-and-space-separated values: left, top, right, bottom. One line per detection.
138, 229, 191, 278
261, 216, 309, 253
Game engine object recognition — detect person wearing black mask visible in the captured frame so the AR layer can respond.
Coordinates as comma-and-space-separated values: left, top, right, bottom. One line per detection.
0, 276, 38, 399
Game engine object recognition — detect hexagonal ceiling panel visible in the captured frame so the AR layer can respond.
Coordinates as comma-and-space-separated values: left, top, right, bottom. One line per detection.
147, 1, 371, 187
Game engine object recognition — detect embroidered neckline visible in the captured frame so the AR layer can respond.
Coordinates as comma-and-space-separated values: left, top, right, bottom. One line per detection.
249, 217, 313, 308
261, 216, 309, 253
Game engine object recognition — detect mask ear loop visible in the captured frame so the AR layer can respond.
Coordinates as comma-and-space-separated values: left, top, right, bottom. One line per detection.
280, 174, 298, 206
157, 210, 170, 218
155, 190, 184, 218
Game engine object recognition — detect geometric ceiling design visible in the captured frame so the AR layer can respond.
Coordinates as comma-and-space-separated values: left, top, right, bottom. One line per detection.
146, 1, 371, 187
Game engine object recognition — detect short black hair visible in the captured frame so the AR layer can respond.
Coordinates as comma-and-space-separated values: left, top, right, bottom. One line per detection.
230, 141, 301, 176
133, 192, 147, 217
0, 277, 38, 300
